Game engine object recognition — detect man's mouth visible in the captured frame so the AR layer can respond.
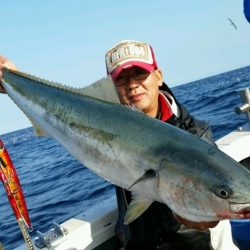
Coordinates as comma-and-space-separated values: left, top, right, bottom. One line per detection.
130, 93, 145, 102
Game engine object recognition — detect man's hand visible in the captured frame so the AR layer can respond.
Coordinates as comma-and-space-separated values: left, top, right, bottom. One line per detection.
173, 213, 219, 231
0, 55, 18, 93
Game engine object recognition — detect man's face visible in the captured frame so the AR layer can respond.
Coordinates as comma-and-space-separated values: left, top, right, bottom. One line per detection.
114, 66, 163, 117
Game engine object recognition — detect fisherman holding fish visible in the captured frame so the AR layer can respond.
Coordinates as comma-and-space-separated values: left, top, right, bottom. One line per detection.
104, 40, 239, 250
0, 42, 241, 250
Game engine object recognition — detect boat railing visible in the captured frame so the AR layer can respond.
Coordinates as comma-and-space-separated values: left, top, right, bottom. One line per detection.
235, 87, 250, 124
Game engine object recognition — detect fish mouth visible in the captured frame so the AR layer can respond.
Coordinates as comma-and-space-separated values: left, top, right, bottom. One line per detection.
216, 202, 250, 219
230, 202, 250, 211
230, 202, 250, 219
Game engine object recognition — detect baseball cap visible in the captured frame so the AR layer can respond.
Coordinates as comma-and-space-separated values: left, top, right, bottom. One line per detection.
105, 40, 158, 82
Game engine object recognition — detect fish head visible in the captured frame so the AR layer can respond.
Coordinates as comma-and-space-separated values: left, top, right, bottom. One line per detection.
157, 154, 250, 222
211, 181, 250, 220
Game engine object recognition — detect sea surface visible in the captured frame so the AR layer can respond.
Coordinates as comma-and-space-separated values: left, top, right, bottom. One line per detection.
0, 66, 250, 249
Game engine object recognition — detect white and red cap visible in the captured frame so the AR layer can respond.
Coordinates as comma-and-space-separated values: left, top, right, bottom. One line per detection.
105, 40, 158, 82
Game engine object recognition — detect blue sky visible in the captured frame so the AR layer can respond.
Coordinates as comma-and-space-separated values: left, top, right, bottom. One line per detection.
1, 0, 250, 134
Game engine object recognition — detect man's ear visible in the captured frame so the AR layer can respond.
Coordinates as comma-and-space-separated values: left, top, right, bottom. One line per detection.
154, 69, 163, 87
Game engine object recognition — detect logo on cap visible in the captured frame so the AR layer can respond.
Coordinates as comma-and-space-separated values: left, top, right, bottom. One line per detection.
105, 40, 154, 74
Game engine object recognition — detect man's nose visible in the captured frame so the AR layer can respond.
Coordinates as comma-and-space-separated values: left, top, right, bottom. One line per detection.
127, 76, 139, 89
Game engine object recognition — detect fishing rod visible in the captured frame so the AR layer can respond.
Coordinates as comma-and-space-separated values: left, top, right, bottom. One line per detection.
0, 139, 35, 250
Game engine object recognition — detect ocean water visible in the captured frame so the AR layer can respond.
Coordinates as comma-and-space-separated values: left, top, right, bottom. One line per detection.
0, 66, 250, 249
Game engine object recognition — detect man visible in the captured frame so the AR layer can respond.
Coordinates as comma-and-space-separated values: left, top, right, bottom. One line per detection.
105, 40, 238, 250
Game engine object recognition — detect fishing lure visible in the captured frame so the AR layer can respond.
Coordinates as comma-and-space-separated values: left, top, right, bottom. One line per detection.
0, 139, 34, 249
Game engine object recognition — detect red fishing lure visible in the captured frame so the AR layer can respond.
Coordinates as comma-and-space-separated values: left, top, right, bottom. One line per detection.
0, 139, 32, 230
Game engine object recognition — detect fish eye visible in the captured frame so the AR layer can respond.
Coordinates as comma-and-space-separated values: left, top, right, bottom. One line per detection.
214, 185, 232, 199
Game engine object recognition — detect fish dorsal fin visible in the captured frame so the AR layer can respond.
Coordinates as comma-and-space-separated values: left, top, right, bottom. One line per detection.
124, 195, 153, 225
79, 76, 121, 104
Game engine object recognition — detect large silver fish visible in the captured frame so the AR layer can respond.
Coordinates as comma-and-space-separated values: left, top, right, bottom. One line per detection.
2, 68, 250, 224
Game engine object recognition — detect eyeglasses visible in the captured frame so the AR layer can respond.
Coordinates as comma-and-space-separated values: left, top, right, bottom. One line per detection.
115, 68, 151, 86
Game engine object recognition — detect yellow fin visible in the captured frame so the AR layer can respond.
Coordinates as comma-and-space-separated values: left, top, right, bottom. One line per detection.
124, 195, 153, 225
29, 119, 47, 136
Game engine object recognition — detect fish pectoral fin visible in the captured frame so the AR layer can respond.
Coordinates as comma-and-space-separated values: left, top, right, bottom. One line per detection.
78, 76, 121, 104
124, 195, 153, 225
128, 169, 157, 189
